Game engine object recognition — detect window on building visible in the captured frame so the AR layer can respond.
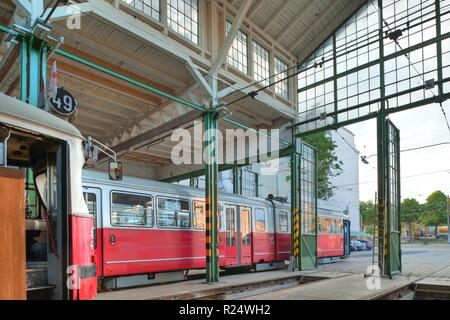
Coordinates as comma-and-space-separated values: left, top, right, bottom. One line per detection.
167, 0, 199, 44
253, 41, 270, 85
157, 197, 191, 228
111, 192, 153, 227
122, 0, 160, 21
255, 208, 266, 232
278, 211, 288, 232
241, 169, 257, 197
226, 20, 248, 74
193, 201, 205, 229
274, 57, 289, 99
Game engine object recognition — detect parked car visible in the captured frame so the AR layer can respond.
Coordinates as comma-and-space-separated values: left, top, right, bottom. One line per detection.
359, 239, 372, 250
350, 240, 365, 251
358, 241, 367, 251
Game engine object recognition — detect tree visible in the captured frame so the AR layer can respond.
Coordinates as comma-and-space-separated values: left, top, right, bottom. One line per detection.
302, 132, 343, 200
360, 200, 377, 231
420, 191, 448, 237
401, 198, 421, 242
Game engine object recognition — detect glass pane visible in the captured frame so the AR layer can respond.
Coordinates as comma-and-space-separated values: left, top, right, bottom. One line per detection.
241, 208, 251, 246
279, 211, 288, 232
111, 192, 153, 227
226, 208, 235, 246
253, 41, 270, 85
226, 20, 248, 74
255, 208, 266, 232
157, 198, 191, 229
167, 0, 199, 44
122, 0, 161, 21
193, 201, 205, 229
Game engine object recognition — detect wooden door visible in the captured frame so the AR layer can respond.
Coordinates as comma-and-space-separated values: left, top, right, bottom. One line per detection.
0, 168, 25, 300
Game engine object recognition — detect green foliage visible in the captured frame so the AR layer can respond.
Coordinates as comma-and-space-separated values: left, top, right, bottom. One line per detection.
401, 198, 421, 223
360, 200, 377, 226
302, 132, 343, 200
401, 198, 421, 241
420, 191, 448, 233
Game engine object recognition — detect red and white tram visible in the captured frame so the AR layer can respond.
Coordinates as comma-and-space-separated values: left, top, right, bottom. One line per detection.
82, 171, 351, 289
82, 170, 292, 289
0, 93, 96, 300
317, 208, 351, 262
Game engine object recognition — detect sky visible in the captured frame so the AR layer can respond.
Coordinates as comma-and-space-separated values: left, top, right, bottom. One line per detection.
346, 100, 450, 203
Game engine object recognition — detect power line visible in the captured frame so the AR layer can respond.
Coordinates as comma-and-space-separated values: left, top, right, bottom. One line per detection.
366, 141, 450, 158
333, 168, 450, 189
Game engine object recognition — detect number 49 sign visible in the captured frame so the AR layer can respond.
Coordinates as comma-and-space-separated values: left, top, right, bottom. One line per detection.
49, 87, 78, 116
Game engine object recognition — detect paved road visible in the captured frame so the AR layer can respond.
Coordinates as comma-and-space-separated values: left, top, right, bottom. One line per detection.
318, 244, 450, 278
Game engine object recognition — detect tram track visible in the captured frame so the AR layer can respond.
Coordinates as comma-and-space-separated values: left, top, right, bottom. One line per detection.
157, 274, 329, 300
368, 266, 450, 300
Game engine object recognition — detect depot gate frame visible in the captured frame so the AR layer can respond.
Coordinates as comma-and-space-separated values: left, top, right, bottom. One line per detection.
292, 0, 450, 277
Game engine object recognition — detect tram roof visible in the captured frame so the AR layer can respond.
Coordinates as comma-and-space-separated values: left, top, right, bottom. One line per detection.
0, 93, 84, 141
83, 169, 291, 210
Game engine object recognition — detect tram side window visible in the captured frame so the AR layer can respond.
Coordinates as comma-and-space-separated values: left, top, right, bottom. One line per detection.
255, 208, 266, 232
84, 193, 96, 216
111, 192, 153, 227
279, 211, 288, 232
83, 192, 97, 248
193, 201, 205, 230
157, 198, 191, 229
335, 218, 343, 234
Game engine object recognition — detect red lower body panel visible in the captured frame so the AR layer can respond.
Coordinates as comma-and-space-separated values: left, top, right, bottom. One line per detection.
101, 228, 218, 277
318, 234, 344, 258
70, 215, 96, 300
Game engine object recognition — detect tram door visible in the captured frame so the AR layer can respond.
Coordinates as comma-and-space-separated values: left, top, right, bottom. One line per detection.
83, 188, 102, 277
224, 205, 252, 266
224, 205, 237, 266
239, 207, 252, 265
343, 220, 351, 256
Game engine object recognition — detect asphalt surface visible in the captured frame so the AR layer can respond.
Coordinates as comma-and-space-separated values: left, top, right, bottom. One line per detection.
318, 243, 450, 278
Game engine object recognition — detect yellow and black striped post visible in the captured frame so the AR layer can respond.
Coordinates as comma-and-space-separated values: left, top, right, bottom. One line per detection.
293, 208, 299, 258
290, 151, 300, 271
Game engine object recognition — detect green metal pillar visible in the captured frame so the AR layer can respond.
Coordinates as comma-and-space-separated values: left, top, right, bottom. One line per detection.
376, 0, 388, 277
436, 0, 443, 96
20, 36, 29, 102
376, 113, 388, 275
204, 110, 220, 283
233, 166, 242, 195
28, 37, 45, 107
19, 34, 47, 107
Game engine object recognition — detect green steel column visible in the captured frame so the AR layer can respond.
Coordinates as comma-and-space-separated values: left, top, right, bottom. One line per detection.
290, 148, 300, 271
436, 0, 443, 96
233, 166, 242, 195
377, 0, 388, 276
28, 37, 43, 107
204, 110, 219, 283
20, 36, 28, 102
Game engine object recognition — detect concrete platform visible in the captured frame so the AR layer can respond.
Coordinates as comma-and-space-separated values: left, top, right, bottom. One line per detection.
95, 269, 348, 300
241, 274, 419, 300
414, 277, 450, 299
